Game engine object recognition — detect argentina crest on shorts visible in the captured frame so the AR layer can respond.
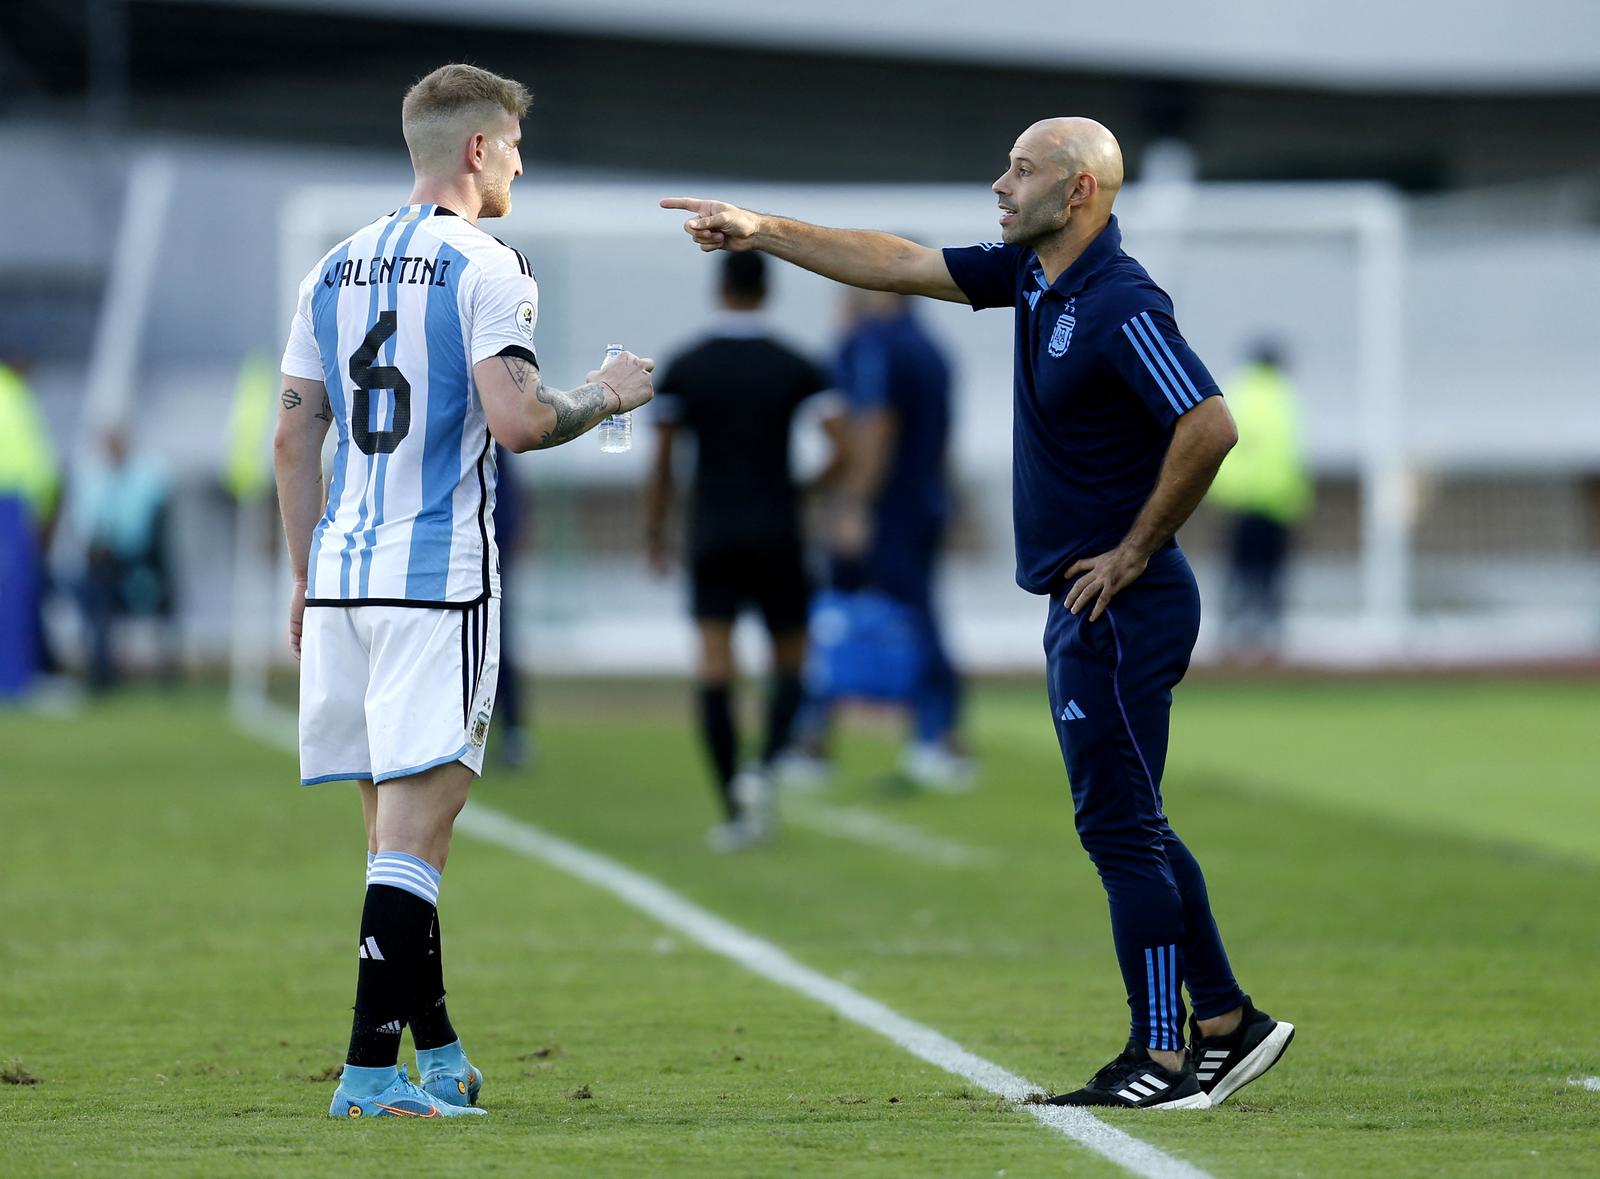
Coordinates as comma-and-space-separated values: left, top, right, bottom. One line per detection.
1048, 311, 1076, 358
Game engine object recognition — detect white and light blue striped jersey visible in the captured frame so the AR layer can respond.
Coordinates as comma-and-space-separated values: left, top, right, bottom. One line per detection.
280, 204, 539, 606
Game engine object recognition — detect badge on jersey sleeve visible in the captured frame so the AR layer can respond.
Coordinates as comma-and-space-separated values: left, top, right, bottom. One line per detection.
515, 301, 536, 340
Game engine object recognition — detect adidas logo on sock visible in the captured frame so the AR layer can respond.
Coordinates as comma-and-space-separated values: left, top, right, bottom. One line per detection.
376, 1020, 402, 1036
1059, 700, 1087, 722
358, 936, 385, 960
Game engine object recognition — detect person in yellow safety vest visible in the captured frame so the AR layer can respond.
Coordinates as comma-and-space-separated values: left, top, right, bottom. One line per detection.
225, 351, 278, 502
0, 360, 61, 526
1208, 342, 1312, 662
0, 359, 62, 693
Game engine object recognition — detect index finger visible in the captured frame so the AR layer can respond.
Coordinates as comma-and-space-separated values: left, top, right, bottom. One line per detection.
660, 196, 715, 213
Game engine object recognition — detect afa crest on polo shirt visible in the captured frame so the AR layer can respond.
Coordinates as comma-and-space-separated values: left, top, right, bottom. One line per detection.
1048, 310, 1076, 357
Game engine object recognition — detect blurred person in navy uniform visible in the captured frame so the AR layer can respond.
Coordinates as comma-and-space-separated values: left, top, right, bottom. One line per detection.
74, 427, 176, 691
644, 252, 844, 851
786, 288, 971, 790
664, 116, 1293, 1108
0, 358, 61, 697
1208, 340, 1312, 664
491, 443, 534, 766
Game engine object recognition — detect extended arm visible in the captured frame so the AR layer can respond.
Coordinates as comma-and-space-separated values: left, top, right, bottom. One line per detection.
660, 197, 968, 303
476, 351, 654, 454
272, 374, 335, 657
1063, 396, 1238, 621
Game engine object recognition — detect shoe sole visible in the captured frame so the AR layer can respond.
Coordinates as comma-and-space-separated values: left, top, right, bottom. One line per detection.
1045, 1091, 1211, 1110
1207, 1021, 1295, 1105
1150, 1091, 1212, 1110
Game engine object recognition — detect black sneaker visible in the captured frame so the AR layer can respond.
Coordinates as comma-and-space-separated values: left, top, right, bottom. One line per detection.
1046, 1039, 1210, 1109
1189, 995, 1295, 1105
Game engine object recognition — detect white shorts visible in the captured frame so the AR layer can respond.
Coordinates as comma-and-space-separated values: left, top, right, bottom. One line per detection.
298, 599, 499, 785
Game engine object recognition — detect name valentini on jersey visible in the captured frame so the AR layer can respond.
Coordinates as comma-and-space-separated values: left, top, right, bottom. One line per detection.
323, 255, 454, 289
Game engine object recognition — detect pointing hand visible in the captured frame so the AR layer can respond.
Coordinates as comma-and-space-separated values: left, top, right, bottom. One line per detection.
659, 196, 761, 253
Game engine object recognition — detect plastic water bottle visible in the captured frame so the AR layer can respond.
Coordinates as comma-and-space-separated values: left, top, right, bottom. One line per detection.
596, 342, 632, 453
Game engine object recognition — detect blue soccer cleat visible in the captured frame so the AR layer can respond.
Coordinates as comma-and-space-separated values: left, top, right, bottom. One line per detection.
328, 1063, 487, 1119
420, 1058, 484, 1108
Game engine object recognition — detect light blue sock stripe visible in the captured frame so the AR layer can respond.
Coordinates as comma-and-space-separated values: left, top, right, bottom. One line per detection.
369, 851, 442, 905
373, 851, 441, 886
370, 863, 439, 897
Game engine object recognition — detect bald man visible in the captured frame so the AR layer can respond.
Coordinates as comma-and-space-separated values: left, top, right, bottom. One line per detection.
663, 118, 1293, 1110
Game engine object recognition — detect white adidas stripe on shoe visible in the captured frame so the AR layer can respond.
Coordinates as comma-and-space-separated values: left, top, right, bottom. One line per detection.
1207, 1021, 1295, 1105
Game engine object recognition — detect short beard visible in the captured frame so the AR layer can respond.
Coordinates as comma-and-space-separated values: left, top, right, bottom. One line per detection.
479, 182, 511, 219
1003, 180, 1072, 247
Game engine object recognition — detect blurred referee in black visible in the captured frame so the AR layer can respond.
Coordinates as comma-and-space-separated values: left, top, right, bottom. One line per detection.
645, 253, 842, 851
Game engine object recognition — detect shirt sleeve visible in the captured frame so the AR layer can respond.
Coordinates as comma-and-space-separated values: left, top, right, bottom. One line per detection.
1104, 307, 1221, 429
467, 253, 542, 367
940, 242, 1023, 311
279, 271, 323, 380
651, 355, 688, 424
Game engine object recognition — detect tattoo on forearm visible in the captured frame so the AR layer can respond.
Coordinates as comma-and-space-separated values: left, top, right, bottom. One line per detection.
535, 381, 611, 448
281, 387, 302, 410
314, 394, 331, 422
499, 354, 532, 392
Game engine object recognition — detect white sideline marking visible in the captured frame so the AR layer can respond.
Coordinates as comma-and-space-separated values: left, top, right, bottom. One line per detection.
1571, 1076, 1600, 1091
785, 799, 998, 869
456, 802, 1212, 1179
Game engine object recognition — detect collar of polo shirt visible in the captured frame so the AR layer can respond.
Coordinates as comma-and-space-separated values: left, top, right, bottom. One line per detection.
1031, 215, 1124, 299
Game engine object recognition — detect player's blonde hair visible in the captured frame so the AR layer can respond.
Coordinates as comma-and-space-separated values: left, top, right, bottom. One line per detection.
402, 64, 531, 173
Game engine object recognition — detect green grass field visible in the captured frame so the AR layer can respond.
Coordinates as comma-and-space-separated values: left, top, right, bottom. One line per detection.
3, 676, 1597, 1177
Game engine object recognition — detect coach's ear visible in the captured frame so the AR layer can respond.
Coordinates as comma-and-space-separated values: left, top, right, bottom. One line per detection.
1067, 171, 1098, 211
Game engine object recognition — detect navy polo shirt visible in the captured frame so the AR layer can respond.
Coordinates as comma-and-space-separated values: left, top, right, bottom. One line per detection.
942, 216, 1221, 594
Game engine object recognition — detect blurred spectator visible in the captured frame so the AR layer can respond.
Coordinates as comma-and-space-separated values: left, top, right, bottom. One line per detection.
1209, 340, 1312, 662
645, 252, 844, 851
492, 443, 534, 768
784, 290, 971, 790
0, 359, 61, 697
74, 427, 176, 691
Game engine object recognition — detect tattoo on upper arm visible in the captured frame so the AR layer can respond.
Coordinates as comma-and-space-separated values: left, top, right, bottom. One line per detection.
281, 387, 303, 410
534, 381, 611, 448
314, 394, 331, 422
499, 354, 532, 392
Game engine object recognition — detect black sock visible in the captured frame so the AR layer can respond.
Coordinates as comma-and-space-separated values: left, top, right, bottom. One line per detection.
698, 682, 739, 819
408, 908, 458, 1050
761, 673, 805, 765
346, 883, 432, 1067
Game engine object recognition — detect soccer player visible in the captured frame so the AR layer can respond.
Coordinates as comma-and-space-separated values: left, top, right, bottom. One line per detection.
662, 117, 1294, 1110
643, 252, 841, 850
274, 63, 654, 1119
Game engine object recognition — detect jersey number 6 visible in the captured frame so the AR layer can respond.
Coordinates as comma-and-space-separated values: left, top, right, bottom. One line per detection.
348, 311, 412, 455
